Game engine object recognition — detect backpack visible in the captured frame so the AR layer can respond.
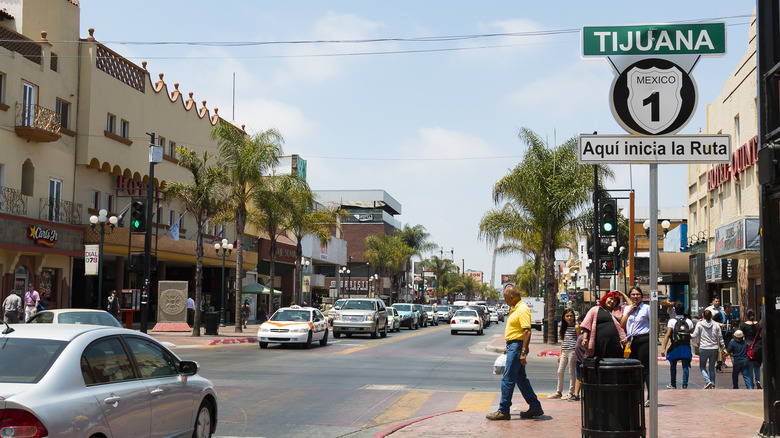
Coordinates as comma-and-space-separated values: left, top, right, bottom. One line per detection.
670, 317, 691, 350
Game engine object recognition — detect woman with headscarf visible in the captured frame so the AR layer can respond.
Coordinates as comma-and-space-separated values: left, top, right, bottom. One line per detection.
580, 291, 627, 358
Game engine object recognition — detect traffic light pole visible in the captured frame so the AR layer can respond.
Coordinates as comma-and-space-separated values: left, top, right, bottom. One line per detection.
140, 133, 158, 333
592, 165, 601, 299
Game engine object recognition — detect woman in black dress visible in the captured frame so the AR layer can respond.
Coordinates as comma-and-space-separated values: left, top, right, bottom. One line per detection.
581, 291, 627, 358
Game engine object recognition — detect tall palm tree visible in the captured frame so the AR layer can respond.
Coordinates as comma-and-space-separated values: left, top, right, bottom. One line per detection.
212, 122, 283, 333
458, 274, 479, 301
422, 255, 457, 303
492, 127, 612, 344
397, 224, 436, 303
163, 148, 226, 336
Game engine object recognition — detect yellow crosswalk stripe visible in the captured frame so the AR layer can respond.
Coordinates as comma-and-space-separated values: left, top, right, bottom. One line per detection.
371, 391, 434, 425
456, 392, 496, 412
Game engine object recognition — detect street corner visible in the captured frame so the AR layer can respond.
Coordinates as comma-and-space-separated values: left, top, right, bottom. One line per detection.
371, 410, 462, 438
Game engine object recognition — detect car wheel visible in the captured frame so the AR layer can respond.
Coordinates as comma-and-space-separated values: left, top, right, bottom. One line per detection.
320, 329, 329, 346
478, 327, 484, 335
371, 324, 379, 339
259, 342, 268, 349
193, 399, 214, 438
451, 330, 457, 335
304, 331, 313, 348
333, 331, 341, 338
381, 322, 388, 338
346, 333, 352, 338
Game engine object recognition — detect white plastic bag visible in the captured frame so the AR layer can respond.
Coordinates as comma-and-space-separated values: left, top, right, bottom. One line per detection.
493, 353, 507, 375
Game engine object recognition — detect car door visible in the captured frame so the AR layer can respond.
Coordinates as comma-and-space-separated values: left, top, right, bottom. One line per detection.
82, 336, 151, 437
312, 310, 327, 340
124, 336, 194, 438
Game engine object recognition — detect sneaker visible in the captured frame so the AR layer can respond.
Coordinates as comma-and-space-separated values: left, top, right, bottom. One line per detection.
715, 366, 723, 373
548, 392, 562, 399
519, 408, 544, 418
665, 384, 676, 389
757, 381, 763, 389
485, 411, 511, 421
682, 385, 688, 389
561, 393, 572, 400
704, 382, 714, 389
568, 395, 580, 402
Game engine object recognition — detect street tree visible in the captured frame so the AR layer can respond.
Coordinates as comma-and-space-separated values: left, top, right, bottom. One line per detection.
397, 224, 436, 303
212, 122, 283, 332
164, 147, 226, 336
422, 256, 458, 303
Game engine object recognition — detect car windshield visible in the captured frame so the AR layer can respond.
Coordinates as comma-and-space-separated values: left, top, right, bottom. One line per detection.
59, 312, 122, 327
454, 310, 478, 317
270, 310, 311, 322
387, 308, 398, 316
393, 304, 412, 312
341, 300, 377, 311
450, 305, 464, 312
0, 338, 67, 383
422, 306, 433, 312
333, 300, 347, 308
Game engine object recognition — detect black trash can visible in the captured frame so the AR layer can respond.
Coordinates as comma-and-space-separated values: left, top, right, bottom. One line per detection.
581, 357, 645, 437
204, 312, 219, 336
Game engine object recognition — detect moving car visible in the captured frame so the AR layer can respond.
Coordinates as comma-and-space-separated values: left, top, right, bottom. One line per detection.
326, 299, 348, 325
422, 305, 439, 326
0, 324, 218, 438
392, 303, 419, 330
386, 306, 401, 332
489, 309, 499, 323
464, 305, 489, 328
413, 304, 428, 327
332, 298, 388, 338
26, 309, 123, 327
450, 309, 483, 335
257, 305, 329, 349
436, 306, 452, 322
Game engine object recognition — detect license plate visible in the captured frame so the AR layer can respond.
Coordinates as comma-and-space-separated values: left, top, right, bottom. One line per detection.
459, 319, 470, 323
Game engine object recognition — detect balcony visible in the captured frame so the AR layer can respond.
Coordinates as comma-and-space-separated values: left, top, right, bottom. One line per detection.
0, 187, 29, 216
15, 103, 61, 142
39, 197, 82, 225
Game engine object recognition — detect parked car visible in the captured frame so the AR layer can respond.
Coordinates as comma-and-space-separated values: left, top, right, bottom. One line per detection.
257, 305, 329, 349
436, 305, 452, 322
392, 303, 419, 330
326, 299, 349, 325
0, 324, 218, 438
26, 309, 123, 327
451, 309, 483, 335
413, 304, 428, 327
386, 306, 401, 332
332, 298, 388, 338
422, 305, 439, 326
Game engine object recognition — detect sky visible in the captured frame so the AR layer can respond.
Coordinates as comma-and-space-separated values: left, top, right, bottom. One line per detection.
79, 1, 754, 287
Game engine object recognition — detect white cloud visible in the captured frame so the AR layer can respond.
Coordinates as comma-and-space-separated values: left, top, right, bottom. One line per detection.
237, 98, 316, 144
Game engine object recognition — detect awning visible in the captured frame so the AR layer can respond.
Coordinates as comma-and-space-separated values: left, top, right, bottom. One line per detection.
255, 260, 295, 276
241, 283, 282, 295
658, 252, 689, 274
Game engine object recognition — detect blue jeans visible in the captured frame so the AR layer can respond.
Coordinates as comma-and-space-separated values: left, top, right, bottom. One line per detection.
499, 342, 541, 413
699, 349, 719, 386
669, 359, 691, 388
732, 360, 754, 389
748, 361, 761, 384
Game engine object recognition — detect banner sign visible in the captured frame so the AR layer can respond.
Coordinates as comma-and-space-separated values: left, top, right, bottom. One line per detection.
578, 134, 731, 164
85, 244, 99, 275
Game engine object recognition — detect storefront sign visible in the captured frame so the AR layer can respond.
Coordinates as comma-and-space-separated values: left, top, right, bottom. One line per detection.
85, 244, 99, 275
713, 217, 760, 257
707, 136, 759, 191
27, 225, 59, 247
705, 258, 737, 283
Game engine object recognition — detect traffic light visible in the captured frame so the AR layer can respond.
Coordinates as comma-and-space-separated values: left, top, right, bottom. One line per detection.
130, 200, 146, 232
599, 197, 617, 236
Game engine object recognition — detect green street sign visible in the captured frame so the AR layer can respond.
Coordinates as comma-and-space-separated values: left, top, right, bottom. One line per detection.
582, 23, 726, 57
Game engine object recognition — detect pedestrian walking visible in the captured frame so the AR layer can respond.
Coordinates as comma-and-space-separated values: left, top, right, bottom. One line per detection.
187, 295, 195, 326
241, 300, 251, 329
550, 309, 577, 400
660, 301, 693, 389
3, 291, 23, 324
714, 302, 734, 372
486, 284, 543, 421
569, 313, 588, 402
704, 297, 728, 372
739, 309, 762, 389
692, 309, 724, 389
581, 291, 627, 359
726, 329, 754, 389
106, 290, 121, 320
621, 286, 652, 406
23, 283, 40, 323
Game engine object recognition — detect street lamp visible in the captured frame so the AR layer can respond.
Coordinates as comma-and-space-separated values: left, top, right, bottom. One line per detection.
90, 209, 117, 310
214, 238, 233, 327
371, 273, 379, 297
644, 219, 672, 237
300, 257, 310, 305
339, 266, 349, 298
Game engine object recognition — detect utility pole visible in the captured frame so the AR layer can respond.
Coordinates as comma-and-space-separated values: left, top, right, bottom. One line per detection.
592, 165, 601, 299
140, 133, 161, 333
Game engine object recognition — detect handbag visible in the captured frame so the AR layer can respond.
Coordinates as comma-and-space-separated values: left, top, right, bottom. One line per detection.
747, 323, 761, 360
623, 340, 632, 358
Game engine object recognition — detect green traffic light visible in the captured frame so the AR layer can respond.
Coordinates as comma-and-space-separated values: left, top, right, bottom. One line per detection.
603, 222, 614, 232
132, 219, 140, 229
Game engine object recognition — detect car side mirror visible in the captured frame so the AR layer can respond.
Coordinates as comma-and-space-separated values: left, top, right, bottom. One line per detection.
180, 360, 199, 376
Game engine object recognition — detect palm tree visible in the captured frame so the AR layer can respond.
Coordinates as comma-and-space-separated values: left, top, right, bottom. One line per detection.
163, 147, 226, 336
250, 174, 297, 316
458, 274, 479, 301
212, 122, 283, 333
492, 127, 612, 344
422, 256, 458, 303
397, 224, 436, 303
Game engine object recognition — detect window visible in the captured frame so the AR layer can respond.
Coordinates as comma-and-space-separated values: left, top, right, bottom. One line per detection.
719, 194, 723, 223
106, 113, 116, 133
692, 212, 697, 235
91, 190, 100, 209
81, 337, 136, 385
48, 178, 62, 221
120, 119, 129, 139
168, 140, 176, 157
22, 81, 36, 126
0, 72, 5, 103
168, 210, 176, 225
736, 183, 742, 216
155, 205, 162, 224
734, 115, 741, 146
21, 159, 34, 196
124, 337, 178, 378
56, 98, 70, 130
103, 193, 114, 213
157, 135, 165, 148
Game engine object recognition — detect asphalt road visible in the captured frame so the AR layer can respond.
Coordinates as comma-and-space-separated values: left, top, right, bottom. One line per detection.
177, 320, 563, 438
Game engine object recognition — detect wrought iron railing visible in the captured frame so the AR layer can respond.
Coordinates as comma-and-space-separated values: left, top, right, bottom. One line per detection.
15, 102, 61, 133
39, 197, 82, 225
0, 187, 29, 215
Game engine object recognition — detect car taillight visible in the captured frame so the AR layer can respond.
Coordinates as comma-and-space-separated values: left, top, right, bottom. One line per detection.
474, 319, 480, 324
451, 319, 456, 324
0, 409, 49, 438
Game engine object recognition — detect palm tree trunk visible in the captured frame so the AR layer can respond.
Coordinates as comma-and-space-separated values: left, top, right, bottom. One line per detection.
544, 236, 557, 345
268, 237, 277, 315
234, 207, 245, 333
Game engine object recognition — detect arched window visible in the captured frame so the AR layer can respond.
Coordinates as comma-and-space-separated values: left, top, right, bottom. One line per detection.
21, 159, 34, 196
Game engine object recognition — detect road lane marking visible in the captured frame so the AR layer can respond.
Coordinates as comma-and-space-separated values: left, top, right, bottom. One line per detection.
333, 325, 450, 355
371, 391, 434, 426
456, 392, 496, 412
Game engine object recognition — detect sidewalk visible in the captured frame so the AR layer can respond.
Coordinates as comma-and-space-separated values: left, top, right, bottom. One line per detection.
143, 323, 260, 348
377, 333, 761, 438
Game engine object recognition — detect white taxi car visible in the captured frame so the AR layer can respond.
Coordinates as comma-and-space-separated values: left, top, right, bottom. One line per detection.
257, 305, 329, 349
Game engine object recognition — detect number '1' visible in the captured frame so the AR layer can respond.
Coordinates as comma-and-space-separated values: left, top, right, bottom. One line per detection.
643, 91, 659, 122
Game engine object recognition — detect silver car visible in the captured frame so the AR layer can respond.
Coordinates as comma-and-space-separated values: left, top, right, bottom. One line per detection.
26, 308, 123, 327
0, 324, 218, 438
332, 298, 388, 338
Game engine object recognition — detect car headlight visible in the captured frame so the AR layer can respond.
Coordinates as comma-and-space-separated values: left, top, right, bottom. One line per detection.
334, 314, 342, 321
365, 315, 374, 322
259, 327, 270, 333
290, 328, 308, 333
400, 314, 409, 320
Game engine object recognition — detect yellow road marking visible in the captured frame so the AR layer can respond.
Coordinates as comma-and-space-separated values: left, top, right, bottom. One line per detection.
333, 325, 450, 355
456, 392, 496, 412
371, 391, 434, 425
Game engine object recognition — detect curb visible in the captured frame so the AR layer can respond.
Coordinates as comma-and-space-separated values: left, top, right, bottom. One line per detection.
371, 410, 461, 438
207, 337, 258, 345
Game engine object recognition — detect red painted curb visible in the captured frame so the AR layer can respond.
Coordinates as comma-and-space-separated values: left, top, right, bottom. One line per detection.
207, 337, 258, 345
371, 410, 462, 438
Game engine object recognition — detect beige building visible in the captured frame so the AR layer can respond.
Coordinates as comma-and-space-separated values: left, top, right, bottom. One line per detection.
686, 13, 761, 315
0, 0, 301, 315
464, 269, 483, 283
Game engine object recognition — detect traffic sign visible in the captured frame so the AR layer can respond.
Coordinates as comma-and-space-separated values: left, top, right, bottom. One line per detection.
578, 134, 731, 164
582, 23, 726, 57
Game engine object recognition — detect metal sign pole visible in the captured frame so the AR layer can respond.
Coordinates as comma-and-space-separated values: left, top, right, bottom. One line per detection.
648, 164, 659, 438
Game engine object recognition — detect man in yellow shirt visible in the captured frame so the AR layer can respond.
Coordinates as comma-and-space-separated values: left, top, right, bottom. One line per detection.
486, 284, 543, 420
